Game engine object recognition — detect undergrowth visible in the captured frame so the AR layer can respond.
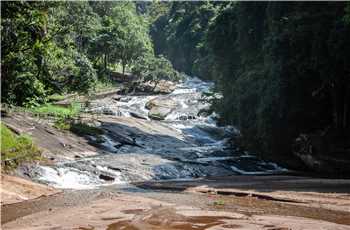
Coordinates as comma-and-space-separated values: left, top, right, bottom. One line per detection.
1, 123, 42, 170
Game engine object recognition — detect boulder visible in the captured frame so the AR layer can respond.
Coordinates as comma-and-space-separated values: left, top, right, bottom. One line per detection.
145, 98, 177, 110
112, 95, 122, 101
148, 107, 173, 120
119, 97, 131, 103
99, 174, 114, 181
152, 80, 176, 94
137, 80, 176, 94
178, 114, 196, 121
119, 80, 176, 95
145, 98, 177, 120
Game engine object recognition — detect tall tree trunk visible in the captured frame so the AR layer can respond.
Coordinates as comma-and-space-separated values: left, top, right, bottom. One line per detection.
344, 75, 350, 131
122, 61, 126, 75
104, 54, 107, 73
332, 74, 349, 137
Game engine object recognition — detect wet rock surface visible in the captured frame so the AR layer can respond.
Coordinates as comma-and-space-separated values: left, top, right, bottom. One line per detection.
146, 97, 178, 120
4, 77, 286, 190
119, 80, 176, 95
141, 80, 176, 94
3, 190, 350, 229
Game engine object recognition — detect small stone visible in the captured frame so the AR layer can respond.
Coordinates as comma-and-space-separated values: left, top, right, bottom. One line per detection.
99, 174, 114, 181
112, 95, 122, 101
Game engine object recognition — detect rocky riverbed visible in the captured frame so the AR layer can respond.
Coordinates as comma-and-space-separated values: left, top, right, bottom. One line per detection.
15, 77, 286, 189
2, 77, 350, 229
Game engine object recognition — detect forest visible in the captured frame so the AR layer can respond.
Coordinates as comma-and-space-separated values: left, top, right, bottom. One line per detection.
1, 1, 350, 173
150, 2, 350, 172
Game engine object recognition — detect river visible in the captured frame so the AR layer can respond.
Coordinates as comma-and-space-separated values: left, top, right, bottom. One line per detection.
34, 77, 286, 189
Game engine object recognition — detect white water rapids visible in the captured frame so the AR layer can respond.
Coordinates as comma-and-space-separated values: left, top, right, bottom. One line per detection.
35, 77, 287, 189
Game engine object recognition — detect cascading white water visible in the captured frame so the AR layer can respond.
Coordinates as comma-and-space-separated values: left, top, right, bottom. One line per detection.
35, 76, 287, 189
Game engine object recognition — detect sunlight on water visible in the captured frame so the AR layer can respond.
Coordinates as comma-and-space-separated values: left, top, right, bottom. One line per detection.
38, 166, 125, 189
35, 76, 287, 189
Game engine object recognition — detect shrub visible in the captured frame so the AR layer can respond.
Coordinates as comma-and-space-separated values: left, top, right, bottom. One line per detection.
132, 54, 182, 84
69, 122, 104, 137
1, 123, 41, 170
30, 103, 81, 118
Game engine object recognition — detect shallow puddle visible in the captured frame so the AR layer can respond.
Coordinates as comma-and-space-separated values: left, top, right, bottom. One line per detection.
107, 207, 235, 230
122, 209, 146, 215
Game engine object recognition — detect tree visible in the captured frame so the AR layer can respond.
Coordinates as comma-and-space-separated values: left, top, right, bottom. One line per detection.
89, 2, 152, 75
150, 1, 226, 77
110, 3, 152, 74
132, 54, 181, 88
1, 1, 98, 105
152, 1, 350, 167
1, 1, 52, 105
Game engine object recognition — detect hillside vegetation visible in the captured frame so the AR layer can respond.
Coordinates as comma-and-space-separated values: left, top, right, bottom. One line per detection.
150, 2, 350, 170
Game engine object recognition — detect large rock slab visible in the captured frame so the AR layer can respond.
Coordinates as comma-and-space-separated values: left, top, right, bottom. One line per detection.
146, 97, 178, 120
1, 174, 60, 205
1, 113, 100, 161
4, 193, 350, 230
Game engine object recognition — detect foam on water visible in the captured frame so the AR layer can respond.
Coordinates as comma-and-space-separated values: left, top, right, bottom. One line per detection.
37, 166, 125, 189
35, 76, 288, 189
230, 164, 288, 175
38, 166, 99, 189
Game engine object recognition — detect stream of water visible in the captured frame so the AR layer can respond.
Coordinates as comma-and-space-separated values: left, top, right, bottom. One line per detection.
34, 77, 286, 189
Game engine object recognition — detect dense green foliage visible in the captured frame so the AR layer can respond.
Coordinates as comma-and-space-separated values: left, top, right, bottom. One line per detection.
1, 1, 176, 107
132, 54, 181, 84
1, 123, 41, 170
151, 2, 350, 165
150, 2, 225, 79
